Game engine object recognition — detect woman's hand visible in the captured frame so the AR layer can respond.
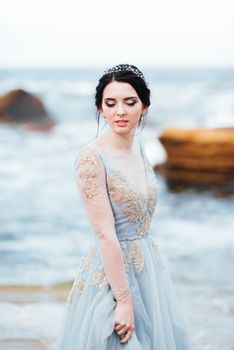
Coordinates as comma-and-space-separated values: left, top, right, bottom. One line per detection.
114, 294, 135, 344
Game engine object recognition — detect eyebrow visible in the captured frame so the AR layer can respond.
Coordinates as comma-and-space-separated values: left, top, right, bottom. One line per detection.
104, 96, 138, 101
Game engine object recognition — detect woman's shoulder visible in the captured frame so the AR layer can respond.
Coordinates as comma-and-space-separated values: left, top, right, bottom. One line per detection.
80, 138, 103, 153
74, 140, 104, 170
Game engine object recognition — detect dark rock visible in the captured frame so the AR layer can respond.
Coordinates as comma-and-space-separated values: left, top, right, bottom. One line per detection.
0, 89, 55, 131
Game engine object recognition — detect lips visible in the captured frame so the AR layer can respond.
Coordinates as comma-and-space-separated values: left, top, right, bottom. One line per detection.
115, 120, 128, 126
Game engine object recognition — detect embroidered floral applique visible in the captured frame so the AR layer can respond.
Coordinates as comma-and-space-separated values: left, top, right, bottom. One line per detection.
148, 183, 158, 216
91, 265, 109, 290
107, 171, 146, 222
150, 237, 160, 264
130, 241, 145, 274
120, 241, 144, 274
107, 169, 158, 237
67, 278, 86, 304
67, 238, 161, 304
80, 246, 97, 273
137, 214, 151, 237
107, 171, 149, 237
75, 146, 102, 199
67, 246, 97, 304
67, 240, 153, 304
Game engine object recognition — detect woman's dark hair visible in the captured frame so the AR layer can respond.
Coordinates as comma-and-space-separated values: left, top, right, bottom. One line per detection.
94, 64, 151, 137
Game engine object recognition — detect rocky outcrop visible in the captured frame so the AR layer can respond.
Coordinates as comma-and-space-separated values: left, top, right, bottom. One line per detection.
157, 127, 234, 189
0, 89, 55, 131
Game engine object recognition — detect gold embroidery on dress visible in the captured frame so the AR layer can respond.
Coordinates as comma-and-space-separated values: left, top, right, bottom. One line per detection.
67, 237, 160, 304
68, 147, 160, 304
67, 240, 150, 304
108, 171, 146, 221
150, 237, 160, 264
131, 242, 145, 274
107, 164, 158, 238
91, 267, 109, 290
67, 278, 86, 304
107, 171, 147, 235
121, 241, 144, 274
137, 214, 150, 237
148, 184, 158, 216
75, 146, 102, 199
80, 246, 97, 273
123, 254, 132, 273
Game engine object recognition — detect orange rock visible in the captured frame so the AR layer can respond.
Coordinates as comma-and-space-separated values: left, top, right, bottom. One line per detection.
158, 127, 234, 187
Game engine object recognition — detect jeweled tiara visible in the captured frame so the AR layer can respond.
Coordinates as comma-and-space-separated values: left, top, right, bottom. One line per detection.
103, 64, 145, 81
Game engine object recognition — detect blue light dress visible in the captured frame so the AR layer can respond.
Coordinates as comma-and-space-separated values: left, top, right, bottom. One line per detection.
55, 139, 191, 350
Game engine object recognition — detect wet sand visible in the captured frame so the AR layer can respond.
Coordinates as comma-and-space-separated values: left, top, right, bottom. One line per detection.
0, 283, 70, 350
0, 339, 48, 350
0, 282, 71, 303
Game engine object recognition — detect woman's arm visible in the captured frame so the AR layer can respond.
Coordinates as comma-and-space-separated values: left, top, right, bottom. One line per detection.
74, 145, 130, 302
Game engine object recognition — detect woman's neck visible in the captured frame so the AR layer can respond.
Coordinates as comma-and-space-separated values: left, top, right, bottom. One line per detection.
99, 130, 137, 155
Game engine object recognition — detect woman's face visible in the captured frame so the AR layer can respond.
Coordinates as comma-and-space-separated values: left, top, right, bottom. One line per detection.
98, 81, 148, 135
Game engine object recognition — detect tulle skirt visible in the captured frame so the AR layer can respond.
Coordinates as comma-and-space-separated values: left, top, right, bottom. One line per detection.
54, 235, 191, 350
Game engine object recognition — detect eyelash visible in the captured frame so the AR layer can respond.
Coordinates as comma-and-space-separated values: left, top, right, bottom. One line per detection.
105, 102, 136, 107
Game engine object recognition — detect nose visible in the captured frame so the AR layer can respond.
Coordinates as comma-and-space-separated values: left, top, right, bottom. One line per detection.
116, 103, 126, 116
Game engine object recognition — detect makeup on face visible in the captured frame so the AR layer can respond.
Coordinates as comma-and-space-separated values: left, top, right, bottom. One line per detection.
100, 81, 146, 133
104, 97, 139, 108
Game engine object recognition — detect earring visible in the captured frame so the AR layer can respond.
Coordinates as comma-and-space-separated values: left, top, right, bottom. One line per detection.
141, 113, 146, 122
138, 113, 143, 125
138, 113, 146, 128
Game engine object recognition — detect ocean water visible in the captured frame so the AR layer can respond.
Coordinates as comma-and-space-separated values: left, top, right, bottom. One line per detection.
0, 68, 234, 350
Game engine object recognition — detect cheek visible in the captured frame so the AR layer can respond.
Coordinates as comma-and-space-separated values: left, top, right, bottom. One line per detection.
128, 106, 142, 118
101, 106, 113, 117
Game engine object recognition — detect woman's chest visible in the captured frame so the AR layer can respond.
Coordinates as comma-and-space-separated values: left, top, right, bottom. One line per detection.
105, 161, 158, 220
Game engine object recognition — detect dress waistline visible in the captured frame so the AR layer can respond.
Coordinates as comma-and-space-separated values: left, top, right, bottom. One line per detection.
118, 232, 150, 241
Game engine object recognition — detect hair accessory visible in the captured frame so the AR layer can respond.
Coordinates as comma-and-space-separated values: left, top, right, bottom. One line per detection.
103, 64, 145, 81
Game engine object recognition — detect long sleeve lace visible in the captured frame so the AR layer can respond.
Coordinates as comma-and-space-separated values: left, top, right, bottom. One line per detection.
74, 145, 130, 301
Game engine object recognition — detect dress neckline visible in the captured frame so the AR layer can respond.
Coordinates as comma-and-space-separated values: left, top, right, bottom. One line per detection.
88, 140, 149, 200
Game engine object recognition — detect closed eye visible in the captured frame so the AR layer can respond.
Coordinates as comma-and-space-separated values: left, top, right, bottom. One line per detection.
126, 101, 136, 106
105, 102, 115, 107
105, 101, 137, 107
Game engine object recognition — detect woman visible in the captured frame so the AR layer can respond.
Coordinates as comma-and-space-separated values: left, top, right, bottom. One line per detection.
55, 64, 191, 349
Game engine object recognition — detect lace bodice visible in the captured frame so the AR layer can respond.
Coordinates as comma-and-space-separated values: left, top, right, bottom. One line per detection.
75, 140, 158, 241
68, 140, 159, 304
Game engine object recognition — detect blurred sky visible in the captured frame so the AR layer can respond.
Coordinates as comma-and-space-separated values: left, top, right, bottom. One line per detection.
1, 0, 233, 68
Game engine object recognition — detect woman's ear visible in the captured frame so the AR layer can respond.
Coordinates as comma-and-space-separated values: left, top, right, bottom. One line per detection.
142, 106, 148, 114
98, 107, 106, 119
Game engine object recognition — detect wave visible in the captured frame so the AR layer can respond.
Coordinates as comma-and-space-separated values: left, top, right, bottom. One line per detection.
0, 79, 95, 97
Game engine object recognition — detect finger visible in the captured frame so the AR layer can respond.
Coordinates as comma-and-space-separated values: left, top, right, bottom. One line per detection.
115, 321, 127, 329
114, 324, 124, 331
120, 331, 132, 343
116, 325, 129, 335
